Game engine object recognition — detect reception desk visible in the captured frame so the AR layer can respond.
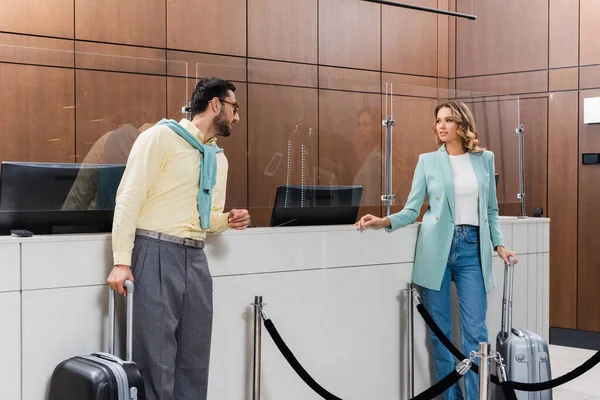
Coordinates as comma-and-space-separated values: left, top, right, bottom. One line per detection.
0, 217, 549, 399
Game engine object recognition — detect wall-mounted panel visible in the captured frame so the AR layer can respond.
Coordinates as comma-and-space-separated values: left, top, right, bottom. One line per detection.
248, 0, 317, 64
549, 68, 579, 92
0, 34, 74, 68
0, 0, 74, 38
382, 0, 437, 76
580, 65, 600, 90
456, 71, 548, 96
167, 51, 246, 81
75, 70, 166, 163
0, 64, 74, 163
249, 59, 317, 88
167, 0, 246, 56
319, 67, 381, 93
76, 42, 167, 75
319, 0, 380, 71
578, 89, 600, 332
580, 0, 600, 66
548, 91, 578, 329
76, 0, 166, 47
456, 0, 548, 77
549, 0, 579, 68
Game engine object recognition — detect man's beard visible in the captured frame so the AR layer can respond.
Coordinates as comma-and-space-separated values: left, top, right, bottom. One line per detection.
213, 109, 231, 137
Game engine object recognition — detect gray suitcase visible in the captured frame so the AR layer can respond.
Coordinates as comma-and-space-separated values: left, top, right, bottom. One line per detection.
495, 257, 552, 400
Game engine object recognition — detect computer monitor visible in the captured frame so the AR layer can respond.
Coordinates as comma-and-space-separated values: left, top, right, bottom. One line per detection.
269, 185, 363, 227
0, 162, 125, 234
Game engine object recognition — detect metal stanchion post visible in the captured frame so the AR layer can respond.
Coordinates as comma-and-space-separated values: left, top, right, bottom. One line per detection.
515, 123, 527, 219
381, 83, 396, 216
407, 283, 415, 399
253, 296, 263, 400
478, 342, 492, 400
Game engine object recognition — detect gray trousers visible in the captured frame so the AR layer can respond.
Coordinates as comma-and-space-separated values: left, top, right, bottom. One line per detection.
131, 235, 213, 400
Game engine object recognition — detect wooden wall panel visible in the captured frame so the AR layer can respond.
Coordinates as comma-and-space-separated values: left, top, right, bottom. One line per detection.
548, 91, 578, 329
319, 90, 382, 219
167, 51, 246, 81
76, 0, 165, 48
456, 71, 548, 96
549, 68, 579, 92
0, 0, 74, 38
249, 59, 317, 88
580, 65, 600, 90
578, 89, 600, 332
456, 0, 548, 77
248, 85, 318, 226
0, 34, 74, 68
248, 0, 317, 64
167, 0, 246, 56
382, 0, 437, 76
319, 0, 380, 71
580, 0, 600, 66
438, 0, 450, 78
0, 64, 74, 163
75, 71, 166, 163
549, 0, 579, 68
75, 42, 166, 75
382, 73, 438, 98
319, 67, 381, 93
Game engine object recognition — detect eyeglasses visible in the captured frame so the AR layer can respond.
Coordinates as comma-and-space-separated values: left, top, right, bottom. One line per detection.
219, 99, 239, 114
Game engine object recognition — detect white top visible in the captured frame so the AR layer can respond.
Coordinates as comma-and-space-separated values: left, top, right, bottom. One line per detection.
448, 153, 479, 226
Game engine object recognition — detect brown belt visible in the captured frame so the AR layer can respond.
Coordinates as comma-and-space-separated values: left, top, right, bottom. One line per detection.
135, 229, 205, 249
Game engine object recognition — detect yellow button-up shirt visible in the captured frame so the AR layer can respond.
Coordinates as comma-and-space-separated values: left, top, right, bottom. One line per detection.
112, 119, 230, 266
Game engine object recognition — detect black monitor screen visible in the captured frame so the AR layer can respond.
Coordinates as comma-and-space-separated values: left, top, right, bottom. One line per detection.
269, 185, 363, 227
0, 162, 125, 234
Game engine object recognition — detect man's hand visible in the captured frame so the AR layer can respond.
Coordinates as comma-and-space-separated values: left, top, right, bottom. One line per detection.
228, 209, 251, 230
107, 265, 134, 295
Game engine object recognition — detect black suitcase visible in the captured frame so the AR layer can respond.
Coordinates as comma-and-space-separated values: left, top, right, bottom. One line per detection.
49, 280, 146, 400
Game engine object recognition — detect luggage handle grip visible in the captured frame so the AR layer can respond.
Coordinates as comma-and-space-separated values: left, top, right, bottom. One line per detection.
500, 256, 515, 339
108, 280, 134, 362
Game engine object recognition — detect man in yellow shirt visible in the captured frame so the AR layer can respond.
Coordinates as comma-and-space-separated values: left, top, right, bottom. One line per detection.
107, 77, 250, 400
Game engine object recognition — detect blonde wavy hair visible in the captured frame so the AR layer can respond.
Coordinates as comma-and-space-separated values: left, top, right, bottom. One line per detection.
432, 101, 485, 153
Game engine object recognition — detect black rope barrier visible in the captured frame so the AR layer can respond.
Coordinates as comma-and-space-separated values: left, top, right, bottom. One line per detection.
499, 381, 518, 400
417, 302, 600, 392
263, 317, 468, 400
411, 368, 464, 400
263, 318, 342, 400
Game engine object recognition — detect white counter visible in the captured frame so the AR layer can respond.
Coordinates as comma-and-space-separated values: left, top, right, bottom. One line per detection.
0, 217, 550, 399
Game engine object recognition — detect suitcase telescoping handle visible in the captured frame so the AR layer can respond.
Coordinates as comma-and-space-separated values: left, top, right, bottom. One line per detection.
500, 256, 516, 339
108, 280, 134, 362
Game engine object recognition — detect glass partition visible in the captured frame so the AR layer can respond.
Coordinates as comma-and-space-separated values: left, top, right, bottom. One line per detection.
0, 43, 187, 233
0, 43, 526, 233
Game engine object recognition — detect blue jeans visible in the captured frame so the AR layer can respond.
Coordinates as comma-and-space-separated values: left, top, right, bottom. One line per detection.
421, 225, 488, 400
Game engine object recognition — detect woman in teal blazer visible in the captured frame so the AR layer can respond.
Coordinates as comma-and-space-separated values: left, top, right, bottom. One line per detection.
357, 101, 518, 400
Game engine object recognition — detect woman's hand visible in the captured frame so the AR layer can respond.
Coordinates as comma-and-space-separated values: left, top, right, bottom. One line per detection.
496, 245, 518, 266
355, 214, 391, 230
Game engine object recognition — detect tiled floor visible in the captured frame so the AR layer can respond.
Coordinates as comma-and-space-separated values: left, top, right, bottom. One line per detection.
549, 345, 600, 399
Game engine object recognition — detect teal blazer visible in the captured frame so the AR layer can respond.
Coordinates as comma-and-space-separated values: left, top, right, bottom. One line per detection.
387, 145, 504, 293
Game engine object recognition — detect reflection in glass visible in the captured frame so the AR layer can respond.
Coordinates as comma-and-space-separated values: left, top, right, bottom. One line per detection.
63, 123, 151, 210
